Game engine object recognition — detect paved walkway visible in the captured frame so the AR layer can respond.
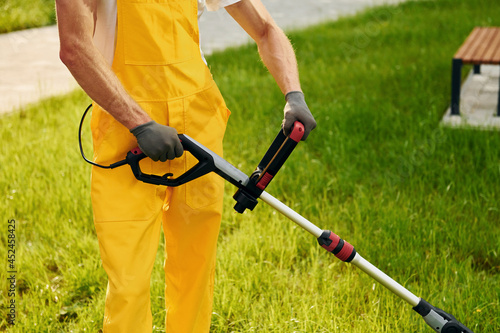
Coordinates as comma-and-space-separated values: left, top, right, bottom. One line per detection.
0, 0, 402, 115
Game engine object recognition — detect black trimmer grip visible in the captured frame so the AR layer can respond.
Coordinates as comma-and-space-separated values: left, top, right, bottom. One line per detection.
124, 134, 217, 187
233, 121, 304, 213
252, 121, 304, 189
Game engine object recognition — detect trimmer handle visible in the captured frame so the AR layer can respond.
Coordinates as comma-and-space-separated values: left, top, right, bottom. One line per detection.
124, 134, 217, 187
253, 121, 304, 189
120, 121, 304, 206
123, 134, 249, 188
233, 121, 304, 213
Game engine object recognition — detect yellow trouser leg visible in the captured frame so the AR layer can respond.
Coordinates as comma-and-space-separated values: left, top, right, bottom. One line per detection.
91, 110, 168, 332
162, 185, 223, 333
95, 213, 163, 332
91, 85, 229, 332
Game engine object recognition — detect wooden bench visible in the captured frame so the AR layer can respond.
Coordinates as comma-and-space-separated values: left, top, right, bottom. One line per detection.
451, 27, 500, 116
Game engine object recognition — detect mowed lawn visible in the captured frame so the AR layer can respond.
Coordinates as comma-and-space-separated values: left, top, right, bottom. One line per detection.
1, 0, 499, 332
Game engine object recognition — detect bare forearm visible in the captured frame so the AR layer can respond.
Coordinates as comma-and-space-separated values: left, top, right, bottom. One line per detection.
256, 24, 302, 95
225, 0, 317, 139
56, 0, 150, 130
61, 42, 150, 129
225, 0, 301, 95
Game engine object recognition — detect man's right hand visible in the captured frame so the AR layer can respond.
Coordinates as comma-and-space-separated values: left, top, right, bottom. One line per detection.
130, 121, 184, 162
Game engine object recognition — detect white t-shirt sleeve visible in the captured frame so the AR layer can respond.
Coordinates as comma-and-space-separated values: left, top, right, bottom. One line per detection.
205, 0, 241, 11
93, 0, 117, 66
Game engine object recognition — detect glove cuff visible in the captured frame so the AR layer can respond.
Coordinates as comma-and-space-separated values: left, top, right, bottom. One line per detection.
130, 120, 155, 137
285, 91, 304, 102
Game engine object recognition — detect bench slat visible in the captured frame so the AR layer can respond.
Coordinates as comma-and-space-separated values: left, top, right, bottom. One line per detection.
483, 29, 500, 64
454, 27, 482, 60
470, 28, 496, 63
489, 31, 500, 64
455, 27, 500, 65
461, 28, 492, 62
493, 45, 500, 64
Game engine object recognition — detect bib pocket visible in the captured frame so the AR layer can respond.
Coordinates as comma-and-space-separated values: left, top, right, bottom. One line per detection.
121, 0, 197, 65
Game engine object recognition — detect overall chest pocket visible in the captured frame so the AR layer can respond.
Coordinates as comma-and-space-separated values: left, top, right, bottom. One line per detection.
121, 0, 197, 65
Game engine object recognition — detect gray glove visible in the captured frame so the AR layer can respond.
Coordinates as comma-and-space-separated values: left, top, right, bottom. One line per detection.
282, 91, 317, 141
130, 121, 184, 162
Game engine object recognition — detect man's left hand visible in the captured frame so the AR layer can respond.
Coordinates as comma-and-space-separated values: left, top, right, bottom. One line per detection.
282, 91, 317, 141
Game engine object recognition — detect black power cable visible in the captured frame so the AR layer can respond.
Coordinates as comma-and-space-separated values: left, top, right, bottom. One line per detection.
78, 104, 127, 169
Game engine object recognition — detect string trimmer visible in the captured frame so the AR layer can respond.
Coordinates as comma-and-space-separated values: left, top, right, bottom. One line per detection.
79, 107, 473, 332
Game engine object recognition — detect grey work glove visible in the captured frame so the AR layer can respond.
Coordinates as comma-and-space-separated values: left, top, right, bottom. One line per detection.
282, 91, 317, 141
130, 121, 184, 162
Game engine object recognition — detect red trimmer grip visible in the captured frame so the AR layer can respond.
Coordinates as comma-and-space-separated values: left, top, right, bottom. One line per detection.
131, 147, 143, 155
289, 121, 305, 142
317, 230, 357, 262
256, 172, 274, 190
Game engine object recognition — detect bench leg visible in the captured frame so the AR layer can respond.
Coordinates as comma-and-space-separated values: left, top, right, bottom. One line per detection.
451, 58, 463, 116
473, 64, 481, 74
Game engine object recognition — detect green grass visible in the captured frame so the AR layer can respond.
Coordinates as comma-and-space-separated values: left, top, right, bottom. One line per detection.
0, 0, 56, 33
1, 0, 500, 331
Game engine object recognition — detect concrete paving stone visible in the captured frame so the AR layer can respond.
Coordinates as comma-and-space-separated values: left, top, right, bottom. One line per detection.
441, 65, 500, 130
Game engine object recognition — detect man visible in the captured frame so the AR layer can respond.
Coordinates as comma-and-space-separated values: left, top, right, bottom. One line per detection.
56, 0, 316, 331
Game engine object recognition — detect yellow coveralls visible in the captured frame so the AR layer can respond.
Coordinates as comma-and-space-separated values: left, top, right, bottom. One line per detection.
90, 0, 230, 331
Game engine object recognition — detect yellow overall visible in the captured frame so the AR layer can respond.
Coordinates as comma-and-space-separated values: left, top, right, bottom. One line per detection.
90, 0, 230, 331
